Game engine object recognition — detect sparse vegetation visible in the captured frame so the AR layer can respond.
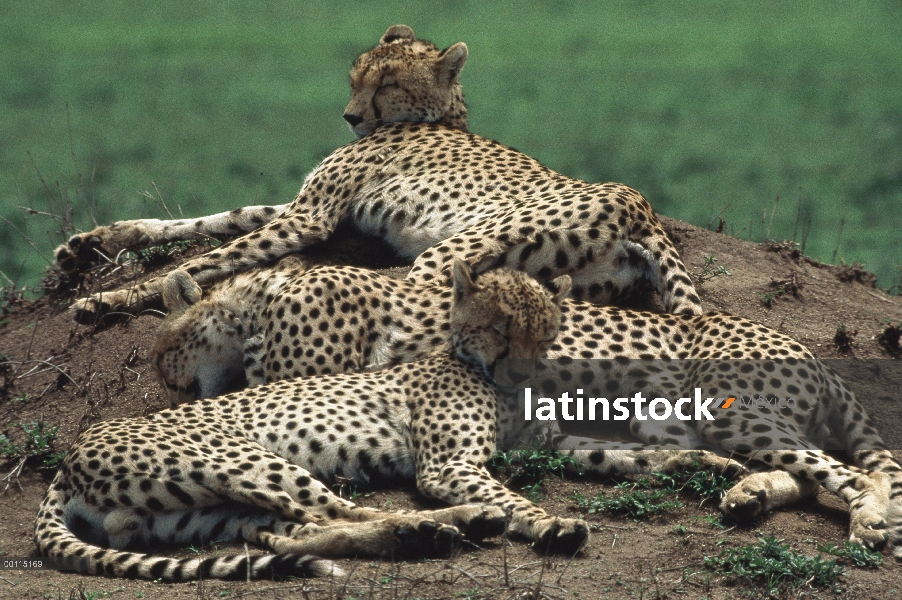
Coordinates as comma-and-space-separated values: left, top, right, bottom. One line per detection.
817, 541, 883, 569
770, 271, 803, 297
703, 534, 845, 594
570, 481, 683, 520
570, 463, 738, 521
490, 449, 580, 501
694, 255, 732, 282
1, 420, 66, 490
1, 421, 66, 469
653, 467, 736, 503
759, 289, 784, 308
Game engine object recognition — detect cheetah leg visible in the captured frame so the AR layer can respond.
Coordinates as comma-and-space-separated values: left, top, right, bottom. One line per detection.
54, 204, 291, 275
181, 446, 502, 554
530, 420, 746, 478
821, 369, 902, 557
407, 222, 699, 316
254, 515, 462, 558
554, 445, 746, 481
721, 470, 822, 520
408, 226, 635, 301
70, 211, 341, 320
416, 459, 590, 553
259, 503, 510, 555
627, 221, 702, 316
483, 231, 658, 308
714, 445, 889, 549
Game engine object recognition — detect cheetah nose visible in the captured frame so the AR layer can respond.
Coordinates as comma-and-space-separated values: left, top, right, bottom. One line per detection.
343, 113, 363, 126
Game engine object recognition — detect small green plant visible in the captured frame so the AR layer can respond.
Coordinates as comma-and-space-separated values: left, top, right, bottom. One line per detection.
817, 541, 883, 568
490, 449, 579, 502
570, 484, 682, 519
653, 467, 736, 502
349, 488, 374, 501
701, 514, 730, 530
671, 524, 688, 535
759, 288, 785, 308
379, 575, 393, 584
704, 534, 844, 593
1, 421, 66, 469
694, 255, 732, 282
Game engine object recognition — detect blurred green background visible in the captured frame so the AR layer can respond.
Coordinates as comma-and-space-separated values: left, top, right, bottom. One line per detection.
2, 0, 900, 291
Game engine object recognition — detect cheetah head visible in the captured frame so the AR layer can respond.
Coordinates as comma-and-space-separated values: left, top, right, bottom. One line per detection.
151, 270, 247, 406
450, 260, 570, 385
343, 24, 469, 138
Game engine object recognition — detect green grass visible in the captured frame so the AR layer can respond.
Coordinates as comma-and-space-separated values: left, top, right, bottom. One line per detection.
569, 464, 736, 519
704, 534, 848, 594
489, 449, 580, 501
0, 421, 67, 470
570, 485, 683, 519
2, 1, 900, 290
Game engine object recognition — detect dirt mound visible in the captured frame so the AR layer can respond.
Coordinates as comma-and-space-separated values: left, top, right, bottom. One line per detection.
1, 217, 900, 599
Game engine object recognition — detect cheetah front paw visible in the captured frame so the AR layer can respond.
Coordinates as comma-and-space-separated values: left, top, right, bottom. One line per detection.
425, 504, 507, 541
533, 517, 589, 554
663, 451, 748, 480
849, 512, 888, 550
721, 470, 821, 521
69, 293, 128, 322
393, 519, 462, 557
848, 472, 889, 550
54, 223, 152, 274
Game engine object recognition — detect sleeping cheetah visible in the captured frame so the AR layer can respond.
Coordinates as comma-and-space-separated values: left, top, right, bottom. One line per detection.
37, 262, 741, 580
152, 260, 902, 555
59, 24, 701, 321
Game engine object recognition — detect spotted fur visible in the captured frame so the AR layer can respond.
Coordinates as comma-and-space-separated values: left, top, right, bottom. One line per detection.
59, 24, 700, 322
36, 263, 745, 581
152, 261, 902, 554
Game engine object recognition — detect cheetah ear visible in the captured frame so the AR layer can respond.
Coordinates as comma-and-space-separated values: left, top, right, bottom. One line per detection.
435, 42, 468, 85
161, 270, 202, 315
452, 259, 478, 301
380, 24, 416, 45
547, 275, 572, 306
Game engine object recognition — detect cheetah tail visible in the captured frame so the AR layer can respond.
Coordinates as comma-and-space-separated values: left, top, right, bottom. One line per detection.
33, 487, 344, 581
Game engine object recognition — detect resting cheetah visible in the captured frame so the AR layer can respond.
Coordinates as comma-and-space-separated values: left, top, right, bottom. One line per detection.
58, 24, 701, 320
38, 262, 740, 580
152, 260, 902, 554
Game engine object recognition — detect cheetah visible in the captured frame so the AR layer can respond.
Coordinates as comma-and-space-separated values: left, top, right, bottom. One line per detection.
37, 262, 740, 580
151, 261, 902, 555
58, 24, 702, 321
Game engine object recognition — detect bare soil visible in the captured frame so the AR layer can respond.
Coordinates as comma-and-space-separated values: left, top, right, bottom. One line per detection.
1, 217, 901, 600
